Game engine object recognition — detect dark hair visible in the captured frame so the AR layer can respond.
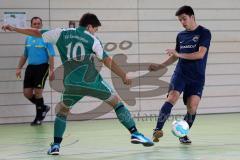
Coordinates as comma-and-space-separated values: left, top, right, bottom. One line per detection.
69, 20, 76, 28
175, 5, 194, 16
79, 13, 101, 27
30, 17, 42, 25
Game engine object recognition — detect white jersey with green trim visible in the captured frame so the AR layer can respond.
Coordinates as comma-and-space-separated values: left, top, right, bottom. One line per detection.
41, 27, 108, 83
41, 27, 108, 64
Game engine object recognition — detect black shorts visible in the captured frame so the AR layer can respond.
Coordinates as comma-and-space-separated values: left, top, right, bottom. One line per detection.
24, 63, 49, 89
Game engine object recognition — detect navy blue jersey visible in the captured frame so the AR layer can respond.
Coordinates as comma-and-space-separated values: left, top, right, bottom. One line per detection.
175, 25, 211, 83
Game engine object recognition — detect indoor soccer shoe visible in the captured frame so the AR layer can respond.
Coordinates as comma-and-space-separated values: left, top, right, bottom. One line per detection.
41, 105, 50, 121
47, 143, 60, 155
131, 133, 154, 147
179, 136, 192, 144
152, 129, 163, 142
30, 118, 42, 126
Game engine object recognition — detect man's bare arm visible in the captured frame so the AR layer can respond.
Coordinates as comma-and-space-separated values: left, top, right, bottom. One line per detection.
48, 56, 55, 81
166, 47, 207, 60
102, 57, 131, 85
2, 24, 42, 37
16, 56, 27, 79
149, 54, 178, 71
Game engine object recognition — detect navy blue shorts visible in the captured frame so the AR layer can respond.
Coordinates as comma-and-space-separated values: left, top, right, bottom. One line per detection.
168, 74, 204, 105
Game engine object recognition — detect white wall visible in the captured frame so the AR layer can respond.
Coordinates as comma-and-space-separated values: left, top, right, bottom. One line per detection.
0, 0, 240, 123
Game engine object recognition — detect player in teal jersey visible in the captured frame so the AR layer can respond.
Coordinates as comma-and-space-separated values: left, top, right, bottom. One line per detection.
2, 13, 154, 155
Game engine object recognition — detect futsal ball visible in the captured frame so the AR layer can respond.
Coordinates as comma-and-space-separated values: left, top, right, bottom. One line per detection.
171, 119, 189, 138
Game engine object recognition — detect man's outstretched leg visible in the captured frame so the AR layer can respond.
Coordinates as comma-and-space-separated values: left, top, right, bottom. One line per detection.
153, 90, 180, 142
107, 96, 154, 147
48, 102, 69, 155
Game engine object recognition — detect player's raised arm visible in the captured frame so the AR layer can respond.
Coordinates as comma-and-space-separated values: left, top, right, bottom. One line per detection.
102, 56, 132, 85
1, 24, 41, 37
148, 54, 178, 71
92, 39, 131, 85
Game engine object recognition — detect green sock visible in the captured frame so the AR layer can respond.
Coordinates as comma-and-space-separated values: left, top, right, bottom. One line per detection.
114, 102, 138, 134
54, 114, 67, 144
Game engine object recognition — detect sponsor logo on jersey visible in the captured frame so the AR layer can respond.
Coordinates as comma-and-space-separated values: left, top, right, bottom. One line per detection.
180, 44, 197, 49
192, 35, 200, 42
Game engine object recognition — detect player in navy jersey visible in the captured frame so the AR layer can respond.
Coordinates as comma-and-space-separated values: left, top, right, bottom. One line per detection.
149, 5, 211, 144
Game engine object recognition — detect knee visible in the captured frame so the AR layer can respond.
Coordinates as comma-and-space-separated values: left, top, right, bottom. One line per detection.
55, 102, 70, 117
24, 92, 33, 99
105, 94, 120, 107
167, 93, 179, 105
187, 101, 199, 114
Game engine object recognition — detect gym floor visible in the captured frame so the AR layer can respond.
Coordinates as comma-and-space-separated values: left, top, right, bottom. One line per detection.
0, 113, 239, 160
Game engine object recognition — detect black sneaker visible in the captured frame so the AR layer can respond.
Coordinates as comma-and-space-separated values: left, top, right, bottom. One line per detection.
30, 118, 42, 126
179, 136, 192, 144
41, 105, 50, 121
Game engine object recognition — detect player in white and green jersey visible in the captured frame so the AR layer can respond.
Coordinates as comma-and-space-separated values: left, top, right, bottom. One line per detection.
40, 25, 113, 106
2, 13, 154, 155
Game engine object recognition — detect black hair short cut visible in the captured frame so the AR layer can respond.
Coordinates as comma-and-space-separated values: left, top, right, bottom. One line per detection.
30, 17, 42, 25
175, 5, 194, 16
79, 13, 101, 27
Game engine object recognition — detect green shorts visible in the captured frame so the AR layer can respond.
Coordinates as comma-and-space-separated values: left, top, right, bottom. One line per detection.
61, 76, 114, 107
